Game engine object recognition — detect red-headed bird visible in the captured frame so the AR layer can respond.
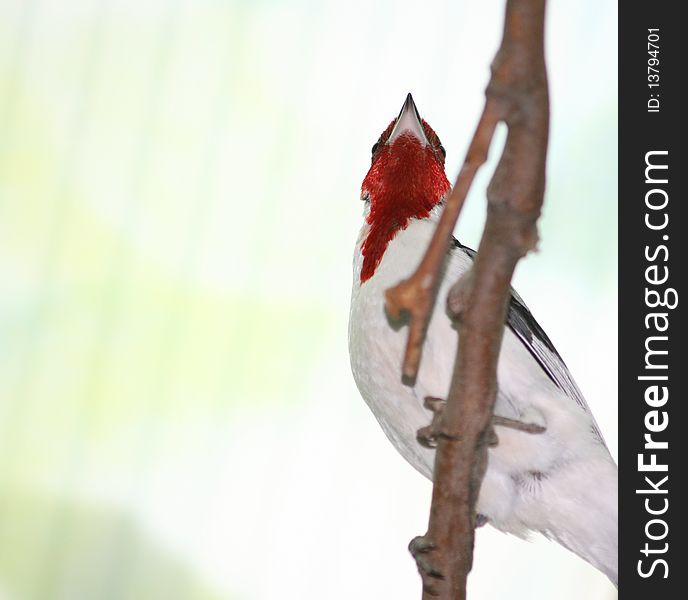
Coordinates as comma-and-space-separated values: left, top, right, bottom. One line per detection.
348, 94, 618, 584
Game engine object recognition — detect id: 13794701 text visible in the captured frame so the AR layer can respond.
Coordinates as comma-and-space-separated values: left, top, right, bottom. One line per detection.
647, 29, 660, 113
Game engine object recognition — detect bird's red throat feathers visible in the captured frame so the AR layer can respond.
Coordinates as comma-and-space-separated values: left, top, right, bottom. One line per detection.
359, 132, 450, 282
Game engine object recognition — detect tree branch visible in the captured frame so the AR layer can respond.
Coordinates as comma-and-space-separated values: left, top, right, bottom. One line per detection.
385, 1, 549, 598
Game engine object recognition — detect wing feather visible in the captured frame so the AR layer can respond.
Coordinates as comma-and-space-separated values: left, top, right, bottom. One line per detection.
452, 239, 606, 445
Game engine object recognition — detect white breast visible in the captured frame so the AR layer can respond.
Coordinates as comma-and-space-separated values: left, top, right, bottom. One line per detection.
348, 216, 457, 477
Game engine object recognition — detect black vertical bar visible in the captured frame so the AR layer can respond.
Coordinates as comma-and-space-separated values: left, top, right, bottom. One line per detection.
619, 1, 686, 597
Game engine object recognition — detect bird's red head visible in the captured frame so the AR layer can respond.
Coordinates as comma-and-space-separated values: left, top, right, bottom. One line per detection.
359, 94, 450, 282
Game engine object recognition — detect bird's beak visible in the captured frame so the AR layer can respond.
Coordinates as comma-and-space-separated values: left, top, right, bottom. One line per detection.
387, 93, 429, 146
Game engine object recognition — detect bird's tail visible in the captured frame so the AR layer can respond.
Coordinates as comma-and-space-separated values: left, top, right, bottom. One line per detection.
542, 456, 618, 585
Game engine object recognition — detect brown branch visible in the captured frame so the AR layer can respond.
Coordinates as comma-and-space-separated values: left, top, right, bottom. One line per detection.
385, 0, 549, 598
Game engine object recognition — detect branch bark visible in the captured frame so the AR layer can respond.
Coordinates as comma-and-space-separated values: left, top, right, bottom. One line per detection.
385, 1, 549, 598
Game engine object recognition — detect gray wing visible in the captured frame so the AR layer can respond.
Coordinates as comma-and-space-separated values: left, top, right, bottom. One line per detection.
452, 239, 606, 445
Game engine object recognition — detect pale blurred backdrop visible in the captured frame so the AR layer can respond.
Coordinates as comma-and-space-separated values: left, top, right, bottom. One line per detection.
0, 1, 617, 599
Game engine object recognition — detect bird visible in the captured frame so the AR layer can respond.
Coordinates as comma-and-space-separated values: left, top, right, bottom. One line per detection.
348, 93, 618, 585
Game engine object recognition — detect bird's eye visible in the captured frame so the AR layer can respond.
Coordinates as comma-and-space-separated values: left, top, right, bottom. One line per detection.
439, 145, 446, 158
371, 142, 380, 156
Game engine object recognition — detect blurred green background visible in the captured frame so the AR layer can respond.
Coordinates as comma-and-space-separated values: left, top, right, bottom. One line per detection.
0, 1, 616, 599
